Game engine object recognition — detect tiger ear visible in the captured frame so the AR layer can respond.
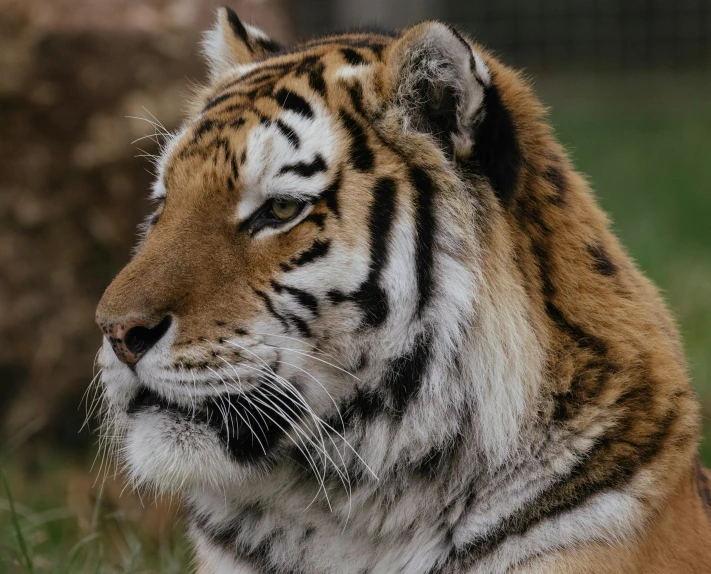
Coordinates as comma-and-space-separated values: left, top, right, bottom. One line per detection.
202, 7, 281, 80
385, 21, 491, 158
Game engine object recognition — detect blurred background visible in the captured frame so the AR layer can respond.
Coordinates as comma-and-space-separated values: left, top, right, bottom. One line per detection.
1, 0, 709, 571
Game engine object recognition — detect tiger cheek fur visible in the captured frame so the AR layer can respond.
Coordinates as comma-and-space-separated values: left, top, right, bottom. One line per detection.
94, 7, 711, 574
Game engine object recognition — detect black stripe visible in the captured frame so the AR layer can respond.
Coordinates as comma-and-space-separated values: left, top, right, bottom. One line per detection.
587, 243, 618, 277
330, 387, 386, 431
193, 118, 218, 140
384, 331, 431, 413
203, 91, 238, 113
271, 281, 319, 316
294, 57, 328, 98
230, 153, 240, 181
194, 504, 296, 571
254, 289, 289, 331
301, 212, 326, 230
446, 24, 472, 54
409, 166, 437, 315
545, 301, 608, 356
275, 119, 300, 149
308, 61, 327, 97
274, 88, 314, 119
339, 109, 374, 172
452, 389, 680, 567
347, 83, 367, 118
284, 313, 311, 338
219, 62, 295, 91
212, 136, 231, 167
219, 102, 249, 118
544, 160, 568, 205
368, 43, 385, 59
278, 155, 327, 178
293, 55, 321, 74
318, 171, 342, 218
291, 239, 330, 267
469, 79, 521, 207
224, 7, 253, 51
326, 289, 348, 304
240, 62, 294, 82
518, 188, 615, 422
340, 47, 367, 65
414, 433, 462, 479
254, 37, 282, 53
352, 177, 397, 327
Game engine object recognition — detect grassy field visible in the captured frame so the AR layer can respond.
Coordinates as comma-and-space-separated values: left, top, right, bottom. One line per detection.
2, 76, 710, 572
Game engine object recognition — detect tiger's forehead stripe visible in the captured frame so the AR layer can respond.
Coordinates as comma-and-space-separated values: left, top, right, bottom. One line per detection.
202, 43, 382, 116
170, 46, 379, 173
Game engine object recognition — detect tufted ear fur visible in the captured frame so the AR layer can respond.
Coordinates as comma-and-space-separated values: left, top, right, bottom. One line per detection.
202, 7, 281, 80
385, 21, 492, 159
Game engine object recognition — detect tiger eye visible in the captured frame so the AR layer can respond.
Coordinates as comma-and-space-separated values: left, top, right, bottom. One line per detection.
270, 199, 300, 220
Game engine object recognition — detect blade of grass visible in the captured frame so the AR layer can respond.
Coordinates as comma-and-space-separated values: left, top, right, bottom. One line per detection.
61, 532, 102, 572
1, 472, 35, 574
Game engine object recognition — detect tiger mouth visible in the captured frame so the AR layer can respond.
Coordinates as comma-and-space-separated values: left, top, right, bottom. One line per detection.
126, 384, 301, 463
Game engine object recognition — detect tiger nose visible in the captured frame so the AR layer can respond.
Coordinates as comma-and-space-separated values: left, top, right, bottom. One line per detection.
98, 316, 172, 365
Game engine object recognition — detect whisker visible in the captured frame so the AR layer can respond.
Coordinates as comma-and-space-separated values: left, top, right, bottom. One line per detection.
224, 339, 371, 490
212, 358, 269, 452
252, 332, 349, 368
234, 360, 353, 502
240, 341, 361, 381
141, 106, 170, 134
247, 383, 334, 509
216, 351, 341, 500
207, 366, 266, 453
126, 114, 171, 137
275, 358, 373, 484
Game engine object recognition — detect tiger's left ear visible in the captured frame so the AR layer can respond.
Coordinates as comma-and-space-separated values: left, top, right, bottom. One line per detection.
202, 7, 281, 80
385, 21, 491, 158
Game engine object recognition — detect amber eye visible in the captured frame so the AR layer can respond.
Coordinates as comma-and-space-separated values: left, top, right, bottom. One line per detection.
270, 198, 301, 221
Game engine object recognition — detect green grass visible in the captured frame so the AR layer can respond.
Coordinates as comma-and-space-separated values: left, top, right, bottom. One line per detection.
0, 453, 189, 573
2, 75, 710, 569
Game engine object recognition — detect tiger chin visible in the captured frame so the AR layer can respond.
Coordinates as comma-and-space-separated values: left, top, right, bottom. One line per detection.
94, 7, 711, 574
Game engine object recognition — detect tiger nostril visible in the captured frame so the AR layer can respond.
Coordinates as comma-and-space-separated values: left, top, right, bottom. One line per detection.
103, 315, 172, 365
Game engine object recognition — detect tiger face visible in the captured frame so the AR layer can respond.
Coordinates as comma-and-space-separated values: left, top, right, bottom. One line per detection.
95, 11, 519, 494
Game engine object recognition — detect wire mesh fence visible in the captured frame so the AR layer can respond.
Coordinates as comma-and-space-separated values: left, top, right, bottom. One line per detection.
448, 0, 711, 72
297, 0, 711, 72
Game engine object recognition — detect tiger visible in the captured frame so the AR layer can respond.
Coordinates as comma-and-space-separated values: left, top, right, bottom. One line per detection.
94, 6, 711, 573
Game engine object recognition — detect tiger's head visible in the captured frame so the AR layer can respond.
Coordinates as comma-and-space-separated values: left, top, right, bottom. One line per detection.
95, 9, 545, 495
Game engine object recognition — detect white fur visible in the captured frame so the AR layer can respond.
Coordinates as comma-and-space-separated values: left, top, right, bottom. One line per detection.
236, 100, 339, 223
334, 65, 372, 80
